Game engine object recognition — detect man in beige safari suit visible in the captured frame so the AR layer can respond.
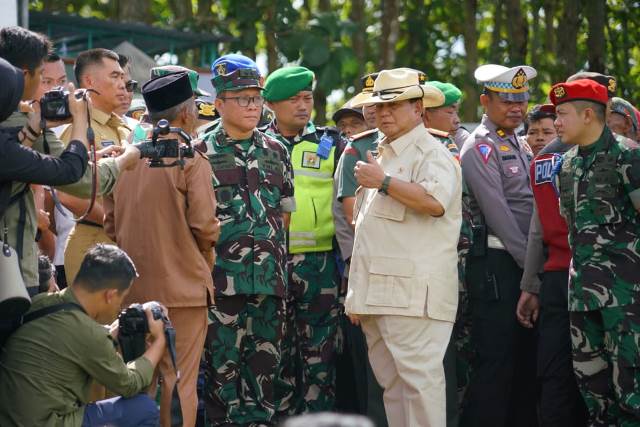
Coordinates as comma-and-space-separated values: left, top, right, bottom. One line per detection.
345, 68, 462, 427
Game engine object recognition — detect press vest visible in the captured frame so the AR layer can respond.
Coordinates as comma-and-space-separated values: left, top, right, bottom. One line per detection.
289, 140, 336, 253
530, 153, 571, 271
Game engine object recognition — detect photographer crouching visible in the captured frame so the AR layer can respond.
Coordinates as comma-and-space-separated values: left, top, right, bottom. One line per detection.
104, 71, 220, 426
0, 244, 166, 426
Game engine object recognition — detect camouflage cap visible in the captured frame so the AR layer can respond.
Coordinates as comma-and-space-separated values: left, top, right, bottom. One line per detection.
149, 65, 210, 97
211, 68, 263, 94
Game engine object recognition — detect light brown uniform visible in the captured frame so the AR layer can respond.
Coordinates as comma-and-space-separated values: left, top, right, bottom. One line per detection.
60, 106, 130, 283
104, 149, 220, 427
345, 124, 462, 427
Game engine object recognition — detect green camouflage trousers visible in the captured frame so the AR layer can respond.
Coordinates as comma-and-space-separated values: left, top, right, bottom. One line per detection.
204, 294, 285, 426
276, 251, 340, 416
571, 304, 640, 427
454, 288, 474, 404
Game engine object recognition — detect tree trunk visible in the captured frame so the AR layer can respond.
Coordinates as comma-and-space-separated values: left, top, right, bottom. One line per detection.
530, 0, 542, 68
265, 4, 279, 73
380, 0, 400, 68
168, 0, 193, 25
349, 0, 367, 92
117, 0, 152, 24
504, 0, 528, 64
542, 0, 556, 55
314, 88, 328, 126
555, 0, 580, 81
196, 0, 214, 26
585, 0, 605, 72
461, 0, 480, 122
489, 0, 503, 62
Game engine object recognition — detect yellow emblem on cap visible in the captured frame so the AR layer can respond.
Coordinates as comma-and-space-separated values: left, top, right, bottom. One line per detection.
215, 62, 227, 76
511, 68, 527, 89
365, 75, 375, 88
418, 72, 427, 83
199, 103, 216, 117
553, 86, 567, 98
608, 78, 617, 93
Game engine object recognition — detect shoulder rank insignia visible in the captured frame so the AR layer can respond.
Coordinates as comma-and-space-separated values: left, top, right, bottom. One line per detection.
499, 144, 510, 152
496, 128, 506, 138
351, 128, 378, 141
476, 143, 493, 164
427, 127, 449, 137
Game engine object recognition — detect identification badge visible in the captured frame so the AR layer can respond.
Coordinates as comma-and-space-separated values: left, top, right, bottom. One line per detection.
210, 153, 236, 171
302, 151, 321, 169
316, 132, 334, 160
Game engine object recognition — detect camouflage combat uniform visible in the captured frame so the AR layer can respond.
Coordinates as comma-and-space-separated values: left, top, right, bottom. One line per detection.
558, 126, 640, 427
264, 120, 346, 415
202, 124, 295, 426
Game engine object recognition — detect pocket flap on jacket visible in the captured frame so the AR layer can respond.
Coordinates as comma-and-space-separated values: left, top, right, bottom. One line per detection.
368, 257, 414, 277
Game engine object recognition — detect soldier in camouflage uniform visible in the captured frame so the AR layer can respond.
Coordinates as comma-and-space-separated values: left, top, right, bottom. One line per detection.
423, 80, 474, 426
262, 66, 348, 415
202, 55, 296, 427
551, 79, 640, 427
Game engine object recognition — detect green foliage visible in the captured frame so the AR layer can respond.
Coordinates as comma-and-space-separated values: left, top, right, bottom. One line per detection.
31, 0, 640, 122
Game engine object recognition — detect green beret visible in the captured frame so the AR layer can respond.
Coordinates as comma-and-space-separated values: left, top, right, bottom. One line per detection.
425, 81, 462, 107
263, 66, 314, 102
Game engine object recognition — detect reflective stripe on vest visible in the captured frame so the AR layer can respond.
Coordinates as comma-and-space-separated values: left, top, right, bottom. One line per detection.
289, 140, 336, 253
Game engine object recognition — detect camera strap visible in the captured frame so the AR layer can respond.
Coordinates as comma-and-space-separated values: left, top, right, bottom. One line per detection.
73, 96, 98, 222
164, 321, 183, 427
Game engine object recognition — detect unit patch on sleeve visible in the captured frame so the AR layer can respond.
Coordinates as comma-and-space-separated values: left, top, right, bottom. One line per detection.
534, 157, 554, 185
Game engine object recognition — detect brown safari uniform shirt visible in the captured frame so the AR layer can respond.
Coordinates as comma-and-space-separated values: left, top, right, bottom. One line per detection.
104, 148, 220, 307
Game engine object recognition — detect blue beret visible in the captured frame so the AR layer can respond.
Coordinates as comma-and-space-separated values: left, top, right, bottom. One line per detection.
211, 54, 259, 78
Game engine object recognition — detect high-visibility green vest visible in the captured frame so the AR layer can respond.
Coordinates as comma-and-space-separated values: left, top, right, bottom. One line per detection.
289, 140, 336, 253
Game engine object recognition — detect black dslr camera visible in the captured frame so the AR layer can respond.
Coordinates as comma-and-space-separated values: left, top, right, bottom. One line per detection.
133, 119, 194, 168
117, 301, 168, 363
40, 87, 71, 121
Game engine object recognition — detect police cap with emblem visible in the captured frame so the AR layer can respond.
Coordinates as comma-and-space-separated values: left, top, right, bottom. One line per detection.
549, 79, 608, 107
566, 72, 617, 99
475, 64, 537, 102
142, 71, 194, 113
351, 72, 380, 106
150, 65, 210, 97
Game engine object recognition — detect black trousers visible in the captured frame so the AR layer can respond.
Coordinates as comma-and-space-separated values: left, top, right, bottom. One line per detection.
537, 270, 588, 427
461, 249, 538, 427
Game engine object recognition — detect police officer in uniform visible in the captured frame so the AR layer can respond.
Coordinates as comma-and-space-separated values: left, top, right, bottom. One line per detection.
262, 66, 348, 415
459, 64, 538, 427
552, 78, 640, 426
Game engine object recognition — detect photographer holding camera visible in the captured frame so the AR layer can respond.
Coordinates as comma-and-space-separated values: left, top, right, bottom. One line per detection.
0, 244, 166, 427
0, 27, 139, 295
104, 71, 220, 427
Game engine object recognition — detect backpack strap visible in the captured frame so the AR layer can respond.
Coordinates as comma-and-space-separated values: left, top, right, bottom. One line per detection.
22, 302, 85, 324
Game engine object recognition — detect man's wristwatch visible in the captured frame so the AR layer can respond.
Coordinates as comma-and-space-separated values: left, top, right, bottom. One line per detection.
379, 174, 391, 195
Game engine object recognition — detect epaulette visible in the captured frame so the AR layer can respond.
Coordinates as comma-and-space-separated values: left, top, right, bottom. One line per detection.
351, 128, 378, 141
427, 127, 449, 138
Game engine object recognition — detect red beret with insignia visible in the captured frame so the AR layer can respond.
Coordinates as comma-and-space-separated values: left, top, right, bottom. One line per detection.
549, 79, 608, 107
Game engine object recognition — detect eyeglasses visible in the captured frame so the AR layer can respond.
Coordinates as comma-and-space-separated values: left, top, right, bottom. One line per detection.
219, 95, 264, 107
125, 80, 139, 93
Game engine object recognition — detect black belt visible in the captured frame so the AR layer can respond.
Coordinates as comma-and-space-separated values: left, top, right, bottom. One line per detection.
77, 219, 102, 228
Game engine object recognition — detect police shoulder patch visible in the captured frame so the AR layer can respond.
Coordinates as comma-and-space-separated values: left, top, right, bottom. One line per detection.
534, 157, 554, 185
475, 143, 493, 164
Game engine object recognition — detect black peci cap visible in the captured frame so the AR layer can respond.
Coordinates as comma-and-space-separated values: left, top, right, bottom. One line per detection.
142, 71, 193, 113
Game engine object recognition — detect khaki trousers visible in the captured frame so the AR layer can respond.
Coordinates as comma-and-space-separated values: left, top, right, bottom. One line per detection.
361, 314, 453, 427
150, 306, 208, 427
63, 223, 114, 284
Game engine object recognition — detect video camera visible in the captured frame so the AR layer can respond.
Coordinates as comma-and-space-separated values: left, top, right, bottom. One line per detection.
40, 87, 72, 121
117, 301, 170, 363
133, 119, 194, 169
